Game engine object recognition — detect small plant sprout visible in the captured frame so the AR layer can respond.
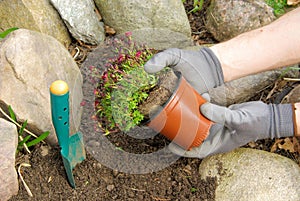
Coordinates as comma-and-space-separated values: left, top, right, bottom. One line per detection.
0, 27, 18, 40
0, 105, 49, 153
190, 187, 198, 193
94, 32, 159, 133
188, 0, 204, 13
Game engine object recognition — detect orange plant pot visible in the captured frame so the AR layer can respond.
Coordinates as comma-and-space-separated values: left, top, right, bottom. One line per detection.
147, 74, 213, 150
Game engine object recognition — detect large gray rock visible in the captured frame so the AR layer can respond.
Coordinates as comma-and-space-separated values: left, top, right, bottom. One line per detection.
0, 29, 83, 145
50, 0, 105, 45
208, 68, 298, 106
206, 0, 276, 41
0, 118, 18, 201
0, 0, 71, 46
199, 148, 300, 201
95, 0, 192, 48
129, 28, 193, 50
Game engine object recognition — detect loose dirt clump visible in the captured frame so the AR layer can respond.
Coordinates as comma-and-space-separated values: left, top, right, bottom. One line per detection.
139, 70, 179, 119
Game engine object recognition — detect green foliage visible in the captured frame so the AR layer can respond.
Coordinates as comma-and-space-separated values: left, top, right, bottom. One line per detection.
0, 27, 18, 40
8, 106, 49, 153
266, 0, 288, 16
93, 32, 159, 132
279, 66, 300, 79
189, 0, 204, 13
182, 0, 204, 13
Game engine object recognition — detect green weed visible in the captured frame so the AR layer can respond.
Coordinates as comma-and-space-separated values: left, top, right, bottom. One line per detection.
0, 27, 18, 40
266, 0, 288, 16
5, 105, 49, 153
182, 0, 204, 13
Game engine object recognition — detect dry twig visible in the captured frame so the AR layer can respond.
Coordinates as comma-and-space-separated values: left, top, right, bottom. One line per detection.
18, 163, 33, 197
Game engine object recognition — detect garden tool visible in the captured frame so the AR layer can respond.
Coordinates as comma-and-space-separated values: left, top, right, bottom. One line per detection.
50, 80, 86, 188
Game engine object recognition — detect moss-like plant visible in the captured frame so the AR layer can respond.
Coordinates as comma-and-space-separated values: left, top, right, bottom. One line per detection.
93, 32, 159, 133
266, 0, 288, 16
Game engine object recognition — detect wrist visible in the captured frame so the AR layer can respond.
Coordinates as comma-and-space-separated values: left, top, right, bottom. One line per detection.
292, 102, 300, 137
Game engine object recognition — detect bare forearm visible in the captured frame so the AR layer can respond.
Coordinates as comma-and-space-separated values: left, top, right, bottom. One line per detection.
210, 7, 300, 82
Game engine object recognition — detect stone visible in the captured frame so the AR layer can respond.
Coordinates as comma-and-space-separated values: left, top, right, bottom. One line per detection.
206, 0, 276, 41
0, 118, 18, 201
0, 29, 83, 145
129, 28, 193, 50
50, 0, 105, 45
199, 148, 300, 201
208, 68, 298, 106
94, 0, 192, 49
282, 83, 300, 103
0, 0, 71, 46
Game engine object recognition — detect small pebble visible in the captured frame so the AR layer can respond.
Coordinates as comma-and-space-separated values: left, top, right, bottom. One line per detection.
40, 145, 49, 156
106, 184, 115, 191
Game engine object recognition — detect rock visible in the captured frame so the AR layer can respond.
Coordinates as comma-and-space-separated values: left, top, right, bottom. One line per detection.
206, 0, 276, 41
282, 83, 300, 103
95, 0, 192, 49
209, 68, 298, 106
106, 184, 115, 192
0, 29, 83, 145
0, 118, 18, 201
0, 0, 71, 46
129, 28, 193, 50
199, 148, 300, 201
50, 0, 105, 45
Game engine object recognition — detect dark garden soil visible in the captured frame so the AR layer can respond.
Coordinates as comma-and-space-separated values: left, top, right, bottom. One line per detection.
10, 0, 300, 201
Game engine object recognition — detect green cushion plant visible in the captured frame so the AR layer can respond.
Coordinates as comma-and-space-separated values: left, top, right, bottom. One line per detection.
93, 32, 160, 134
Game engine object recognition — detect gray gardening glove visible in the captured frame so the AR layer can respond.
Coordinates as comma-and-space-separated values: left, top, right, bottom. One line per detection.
144, 47, 224, 94
169, 100, 295, 158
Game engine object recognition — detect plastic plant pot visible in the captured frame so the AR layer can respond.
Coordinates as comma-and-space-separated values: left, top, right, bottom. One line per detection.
147, 73, 213, 150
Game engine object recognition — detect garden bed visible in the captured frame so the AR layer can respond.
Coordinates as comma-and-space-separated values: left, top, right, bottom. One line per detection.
10, 1, 299, 200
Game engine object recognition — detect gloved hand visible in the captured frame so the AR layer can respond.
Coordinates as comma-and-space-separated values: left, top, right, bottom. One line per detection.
169, 100, 295, 158
144, 47, 224, 94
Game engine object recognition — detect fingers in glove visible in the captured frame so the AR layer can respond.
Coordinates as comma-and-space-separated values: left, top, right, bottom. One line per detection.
168, 126, 223, 159
200, 102, 226, 124
144, 48, 181, 73
168, 143, 201, 158
201, 92, 211, 102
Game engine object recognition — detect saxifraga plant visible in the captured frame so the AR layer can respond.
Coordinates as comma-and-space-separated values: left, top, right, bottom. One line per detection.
93, 32, 159, 134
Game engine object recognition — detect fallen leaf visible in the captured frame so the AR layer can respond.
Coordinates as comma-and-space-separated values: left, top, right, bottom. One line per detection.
278, 138, 295, 153
105, 26, 116, 35
271, 139, 282, 152
292, 137, 300, 154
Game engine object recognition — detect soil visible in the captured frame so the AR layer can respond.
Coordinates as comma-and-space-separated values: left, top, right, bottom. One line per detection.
139, 70, 179, 119
9, 1, 300, 201
12, 145, 216, 201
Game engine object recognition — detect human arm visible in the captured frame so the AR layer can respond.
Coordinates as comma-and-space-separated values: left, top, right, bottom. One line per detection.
145, 7, 300, 90
144, 8, 300, 158
210, 7, 300, 82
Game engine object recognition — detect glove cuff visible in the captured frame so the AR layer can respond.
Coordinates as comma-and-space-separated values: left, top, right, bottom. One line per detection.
292, 103, 300, 137
200, 47, 224, 86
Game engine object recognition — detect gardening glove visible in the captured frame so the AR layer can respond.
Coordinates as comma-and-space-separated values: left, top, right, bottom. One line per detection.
144, 47, 224, 94
169, 100, 295, 158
